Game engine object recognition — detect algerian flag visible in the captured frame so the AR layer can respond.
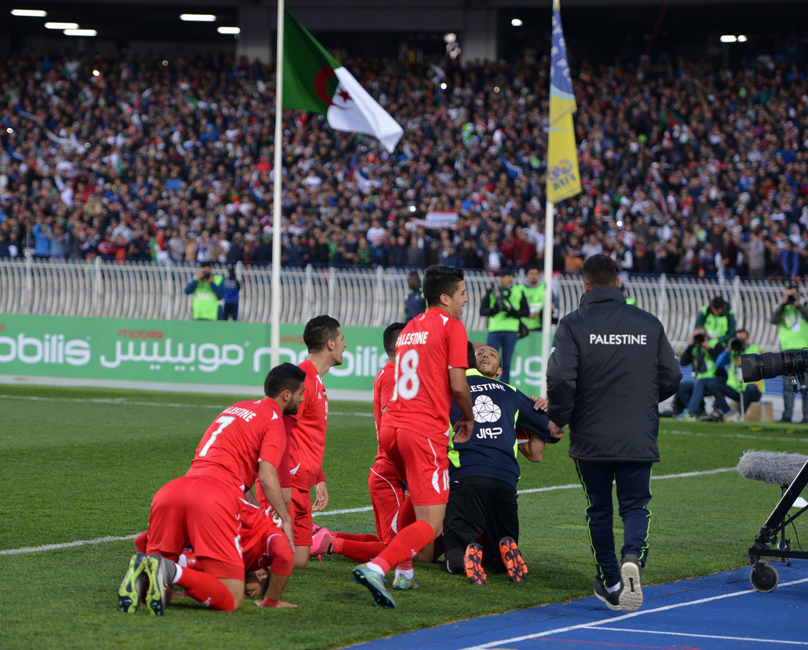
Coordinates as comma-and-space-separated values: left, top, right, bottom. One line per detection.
282, 10, 404, 153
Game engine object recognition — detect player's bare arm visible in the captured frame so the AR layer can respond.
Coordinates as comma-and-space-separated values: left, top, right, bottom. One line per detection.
258, 461, 294, 548
449, 367, 474, 443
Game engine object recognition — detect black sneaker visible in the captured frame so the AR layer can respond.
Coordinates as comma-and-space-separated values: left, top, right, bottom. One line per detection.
699, 411, 724, 422
779, 417, 792, 423
619, 554, 643, 612
593, 579, 622, 611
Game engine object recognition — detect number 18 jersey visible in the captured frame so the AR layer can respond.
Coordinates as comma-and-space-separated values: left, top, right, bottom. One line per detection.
384, 307, 469, 434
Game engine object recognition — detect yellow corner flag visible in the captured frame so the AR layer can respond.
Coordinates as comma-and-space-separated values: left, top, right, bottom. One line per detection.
547, 0, 581, 204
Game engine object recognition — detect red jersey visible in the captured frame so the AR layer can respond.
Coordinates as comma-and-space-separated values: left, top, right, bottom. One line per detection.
185, 398, 286, 496
239, 499, 283, 572
373, 360, 395, 436
384, 307, 469, 433
288, 359, 328, 491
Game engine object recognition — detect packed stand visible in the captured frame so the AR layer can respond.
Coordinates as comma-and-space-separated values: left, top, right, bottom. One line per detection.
1, 52, 808, 279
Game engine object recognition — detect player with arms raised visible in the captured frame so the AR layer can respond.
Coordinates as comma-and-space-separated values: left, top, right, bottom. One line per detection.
118, 363, 305, 615
352, 265, 475, 608
257, 315, 346, 569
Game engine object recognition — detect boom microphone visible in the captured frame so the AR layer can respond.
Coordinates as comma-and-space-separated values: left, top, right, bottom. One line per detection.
737, 451, 808, 488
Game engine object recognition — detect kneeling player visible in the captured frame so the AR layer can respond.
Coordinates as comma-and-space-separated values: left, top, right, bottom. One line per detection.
133, 497, 296, 609
118, 363, 304, 615
445, 344, 561, 585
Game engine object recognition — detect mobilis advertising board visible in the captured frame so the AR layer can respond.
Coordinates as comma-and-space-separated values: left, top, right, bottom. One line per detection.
0, 315, 547, 397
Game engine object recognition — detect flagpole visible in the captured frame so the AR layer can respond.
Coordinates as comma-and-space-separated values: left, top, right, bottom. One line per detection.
270, 0, 285, 368
540, 199, 555, 397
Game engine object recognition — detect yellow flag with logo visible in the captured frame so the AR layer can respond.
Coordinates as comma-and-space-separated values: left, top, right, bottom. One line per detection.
546, 0, 581, 203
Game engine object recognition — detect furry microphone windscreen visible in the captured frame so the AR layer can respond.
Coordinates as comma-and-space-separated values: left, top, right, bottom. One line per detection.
737, 450, 808, 488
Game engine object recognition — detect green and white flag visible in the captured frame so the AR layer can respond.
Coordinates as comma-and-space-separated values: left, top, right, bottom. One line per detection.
282, 10, 404, 153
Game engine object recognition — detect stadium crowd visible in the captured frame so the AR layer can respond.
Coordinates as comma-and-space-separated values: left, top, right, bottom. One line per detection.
1, 51, 808, 279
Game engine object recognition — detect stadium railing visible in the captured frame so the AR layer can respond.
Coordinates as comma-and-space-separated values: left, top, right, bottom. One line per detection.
0, 257, 785, 354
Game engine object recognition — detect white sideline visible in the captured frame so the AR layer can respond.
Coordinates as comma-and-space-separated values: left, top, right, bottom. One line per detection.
600, 627, 808, 646
0, 466, 735, 557
461, 577, 808, 649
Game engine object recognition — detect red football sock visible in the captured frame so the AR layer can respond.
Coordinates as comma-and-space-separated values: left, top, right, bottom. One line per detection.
371, 520, 434, 575
333, 532, 379, 542
398, 497, 416, 529
332, 537, 387, 563
134, 531, 148, 554
174, 567, 235, 611
396, 559, 413, 572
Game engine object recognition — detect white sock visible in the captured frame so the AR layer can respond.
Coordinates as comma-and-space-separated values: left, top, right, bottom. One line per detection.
178, 554, 189, 568
395, 568, 414, 580
605, 580, 622, 594
171, 563, 183, 584
365, 562, 384, 576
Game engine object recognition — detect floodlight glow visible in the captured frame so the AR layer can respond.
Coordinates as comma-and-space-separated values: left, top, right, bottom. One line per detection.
11, 9, 47, 17
408, 206, 416, 213
738, 35, 747, 42
45, 22, 79, 29
217, 26, 240, 35
440, 82, 447, 90
92, 70, 100, 76
720, 35, 737, 43
443, 33, 456, 44
511, 18, 523, 27
180, 14, 216, 22
64, 29, 97, 36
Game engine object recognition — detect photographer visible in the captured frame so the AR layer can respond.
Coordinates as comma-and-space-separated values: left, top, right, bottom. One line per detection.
547, 255, 681, 612
702, 329, 763, 422
184, 262, 225, 321
770, 283, 808, 422
695, 296, 736, 346
480, 269, 529, 383
675, 326, 726, 420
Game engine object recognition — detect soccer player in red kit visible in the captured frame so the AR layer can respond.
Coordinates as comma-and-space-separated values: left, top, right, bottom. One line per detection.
256, 315, 346, 570
352, 265, 475, 609
117, 363, 305, 615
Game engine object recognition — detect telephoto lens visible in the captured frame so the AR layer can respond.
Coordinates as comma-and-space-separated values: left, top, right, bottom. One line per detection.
741, 350, 808, 382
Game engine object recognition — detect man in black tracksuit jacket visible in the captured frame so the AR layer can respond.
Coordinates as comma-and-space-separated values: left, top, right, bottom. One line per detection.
547, 254, 681, 613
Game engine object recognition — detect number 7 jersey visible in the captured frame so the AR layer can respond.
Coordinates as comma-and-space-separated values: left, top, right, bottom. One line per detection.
384, 306, 469, 434
185, 398, 287, 497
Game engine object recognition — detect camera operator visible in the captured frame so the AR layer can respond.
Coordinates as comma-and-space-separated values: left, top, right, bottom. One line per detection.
702, 329, 763, 422
675, 326, 726, 420
770, 283, 808, 422
184, 261, 225, 321
547, 255, 681, 612
695, 295, 736, 346
480, 269, 529, 383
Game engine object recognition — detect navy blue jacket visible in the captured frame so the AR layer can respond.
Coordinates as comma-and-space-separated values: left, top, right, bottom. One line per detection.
449, 370, 556, 488
405, 287, 426, 323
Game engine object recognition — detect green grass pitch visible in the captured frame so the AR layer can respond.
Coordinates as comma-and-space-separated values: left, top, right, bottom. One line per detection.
1, 384, 807, 649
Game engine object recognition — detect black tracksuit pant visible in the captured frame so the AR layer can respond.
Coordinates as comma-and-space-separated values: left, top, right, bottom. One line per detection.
574, 459, 653, 588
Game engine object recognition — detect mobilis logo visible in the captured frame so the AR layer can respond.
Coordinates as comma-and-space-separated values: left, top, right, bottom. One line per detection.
0, 333, 91, 366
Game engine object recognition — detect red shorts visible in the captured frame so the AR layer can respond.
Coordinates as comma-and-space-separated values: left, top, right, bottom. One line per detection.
379, 425, 450, 506
368, 457, 405, 544
146, 476, 244, 580
291, 486, 313, 548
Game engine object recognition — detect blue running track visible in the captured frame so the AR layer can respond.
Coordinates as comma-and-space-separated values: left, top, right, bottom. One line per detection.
354, 563, 808, 649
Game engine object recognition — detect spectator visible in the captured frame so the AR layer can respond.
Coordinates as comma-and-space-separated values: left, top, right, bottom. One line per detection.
222, 265, 241, 321
479, 269, 529, 384
404, 270, 426, 323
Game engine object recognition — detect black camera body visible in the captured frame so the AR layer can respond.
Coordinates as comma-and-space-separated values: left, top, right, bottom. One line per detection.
730, 338, 746, 353
693, 333, 707, 345
202, 270, 212, 281
787, 293, 798, 305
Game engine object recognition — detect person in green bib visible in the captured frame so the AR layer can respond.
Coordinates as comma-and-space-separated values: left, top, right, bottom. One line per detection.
703, 329, 764, 422
523, 266, 556, 331
184, 262, 226, 321
675, 326, 726, 420
771, 283, 808, 422
694, 296, 736, 346
479, 269, 529, 383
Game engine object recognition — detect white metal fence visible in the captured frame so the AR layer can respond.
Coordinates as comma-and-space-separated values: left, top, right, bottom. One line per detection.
0, 257, 790, 353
